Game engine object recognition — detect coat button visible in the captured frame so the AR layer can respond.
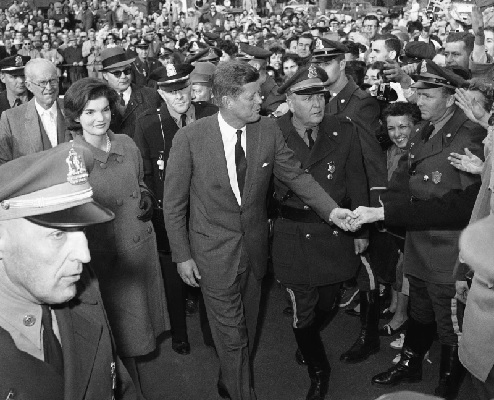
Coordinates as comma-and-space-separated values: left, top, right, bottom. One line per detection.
410, 170, 416, 176
341, 99, 345, 103
304, 168, 309, 173
446, 133, 451, 138
117, 156, 123, 163
23, 315, 36, 326
305, 234, 311, 239
133, 235, 140, 243
116, 199, 123, 206
147, 226, 153, 234
303, 205, 310, 210
410, 154, 415, 159
100, 163, 107, 169
333, 231, 338, 236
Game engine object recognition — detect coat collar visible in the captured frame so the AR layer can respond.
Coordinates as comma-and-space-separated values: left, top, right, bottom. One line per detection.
72, 130, 124, 163
327, 76, 359, 113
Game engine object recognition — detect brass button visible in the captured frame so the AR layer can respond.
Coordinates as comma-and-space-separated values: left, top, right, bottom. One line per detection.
410, 154, 415, 159
333, 132, 338, 136
147, 226, 153, 234
304, 168, 309, 173
1, 200, 9, 210
133, 235, 140, 243
333, 231, 338, 236
305, 234, 311, 239
100, 163, 107, 169
446, 133, 451, 138
303, 205, 310, 210
116, 199, 123, 206
23, 315, 36, 326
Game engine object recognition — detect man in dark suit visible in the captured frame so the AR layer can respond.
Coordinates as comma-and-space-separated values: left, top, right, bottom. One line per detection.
272, 65, 369, 400
134, 63, 218, 356
100, 47, 161, 139
351, 61, 486, 399
0, 58, 68, 165
0, 142, 136, 399
0, 55, 32, 117
313, 40, 389, 364
163, 61, 358, 400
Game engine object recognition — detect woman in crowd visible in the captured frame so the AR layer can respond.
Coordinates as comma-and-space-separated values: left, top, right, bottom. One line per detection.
64, 78, 169, 398
281, 52, 301, 81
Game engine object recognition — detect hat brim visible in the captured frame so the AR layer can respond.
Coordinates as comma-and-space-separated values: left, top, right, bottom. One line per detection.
158, 81, 190, 92
26, 201, 114, 229
1, 67, 25, 76
101, 58, 135, 71
411, 78, 455, 89
291, 86, 327, 95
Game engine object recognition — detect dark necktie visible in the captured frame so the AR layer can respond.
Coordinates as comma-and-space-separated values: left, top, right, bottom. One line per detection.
41, 305, 64, 376
13, 98, 22, 107
421, 122, 435, 142
118, 92, 125, 107
235, 129, 247, 197
306, 128, 314, 149
180, 113, 187, 128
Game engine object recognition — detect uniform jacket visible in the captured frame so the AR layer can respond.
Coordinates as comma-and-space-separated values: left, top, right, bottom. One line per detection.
73, 132, 169, 357
163, 114, 338, 290
272, 113, 369, 285
134, 101, 218, 252
260, 74, 285, 116
131, 57, 161, 88
0, 267, 136, 400
110, 84, 161, 139
0, 98, 69, 165
0, 90, 32, 118
325, 76, 387, 206
382, 108, 485, 284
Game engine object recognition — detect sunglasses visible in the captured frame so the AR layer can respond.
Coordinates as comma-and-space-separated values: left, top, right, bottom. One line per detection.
108, 68, 132, 77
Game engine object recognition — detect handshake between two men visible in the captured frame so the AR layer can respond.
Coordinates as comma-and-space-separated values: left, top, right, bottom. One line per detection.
329, 206, 385, 232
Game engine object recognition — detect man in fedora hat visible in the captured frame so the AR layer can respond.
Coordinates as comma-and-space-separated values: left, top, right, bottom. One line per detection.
100, 46, 161, 138
134, 63, 218, 357
350, 60, 486, 399
0, 142, 136, 399
131, 39, 161, 88
0, 55, 32, 117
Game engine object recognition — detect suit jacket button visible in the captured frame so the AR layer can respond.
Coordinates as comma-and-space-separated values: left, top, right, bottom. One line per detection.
100, 163, 107, 169
410, 154, 415, 159
305, 234, 311, 239
304, 168, 309, 173
133, 235, 140, 242
303, 205, 310, 210
23, 315, 36, 326
116, 199, 123, 206
333, 231, 338, 236
147, 226, 153, 234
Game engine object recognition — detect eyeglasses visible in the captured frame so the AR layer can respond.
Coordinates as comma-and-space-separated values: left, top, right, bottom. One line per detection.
23, 42, 31, 45
107, 68, 132, 77
28, 78, 58, 89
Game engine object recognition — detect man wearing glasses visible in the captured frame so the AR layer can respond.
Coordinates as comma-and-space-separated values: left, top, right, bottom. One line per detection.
17, 38, 41, 59
361, 15, 380, 41
100, 47, 160, 138
0, 58, 68, 165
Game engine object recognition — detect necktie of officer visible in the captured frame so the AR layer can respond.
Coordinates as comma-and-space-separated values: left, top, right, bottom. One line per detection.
235, 129, 247, 197
306, 128, 314, 149
41, 305, 64, 376
180, 113, 187, 128
421, 122, 435, 142
13, 98, 22, 107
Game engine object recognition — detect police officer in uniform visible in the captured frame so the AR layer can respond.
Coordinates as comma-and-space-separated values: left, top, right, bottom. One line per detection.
131, 39, 161, 88
133, 63, 217, 355
351, 60, 486, 399
0, 143, 136, 399
272, 65, 369, 400
237, 43, 286, 116
313, 40, 390, 364
0, 55, 32, 117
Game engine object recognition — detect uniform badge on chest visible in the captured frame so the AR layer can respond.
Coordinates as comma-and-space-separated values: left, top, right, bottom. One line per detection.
327, 161, 336, 180
432, 171, 442, 184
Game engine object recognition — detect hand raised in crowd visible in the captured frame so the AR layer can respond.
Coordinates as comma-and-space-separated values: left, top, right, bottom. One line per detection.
383, 59, 412, 87
471, 5, 484, 37
177, 258, 202, 287
329, 207, 359, 232
354, 238, 369, 255
448, 148, 484, 175
350, 206, 385, 229
455, 87, 488, 127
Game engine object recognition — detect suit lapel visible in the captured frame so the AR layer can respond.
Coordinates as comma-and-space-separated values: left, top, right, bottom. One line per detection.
56, 99, 67, 145
122, 87, 139, 123
24, 99, 46, 152
242, 120, 261, 204
57, 302, 102, 400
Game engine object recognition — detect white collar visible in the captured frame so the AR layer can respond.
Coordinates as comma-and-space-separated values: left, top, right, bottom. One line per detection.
35, 99, 57, 116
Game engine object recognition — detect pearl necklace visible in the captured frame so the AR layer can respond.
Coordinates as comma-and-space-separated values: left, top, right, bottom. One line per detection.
105, 134, 111, 153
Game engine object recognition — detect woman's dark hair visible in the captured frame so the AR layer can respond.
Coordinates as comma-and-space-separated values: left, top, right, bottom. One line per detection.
212, 61, 259, 105
382, 101, 422, 126
468, 77, 494, 112
218, 39, 238, 56
281, 52, 301, 67
268, 44, 285, 56
64, 78, 119, 131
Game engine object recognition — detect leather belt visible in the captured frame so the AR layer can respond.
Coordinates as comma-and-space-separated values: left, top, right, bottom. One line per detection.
278, 205, 324, 224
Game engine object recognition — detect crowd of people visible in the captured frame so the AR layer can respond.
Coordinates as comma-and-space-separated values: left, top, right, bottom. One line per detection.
1, 0, 494, 399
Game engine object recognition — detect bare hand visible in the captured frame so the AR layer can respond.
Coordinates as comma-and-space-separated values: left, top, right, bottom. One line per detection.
177, 259, 202, 287
455, 280, 469, 304
455, 88, 487, 124
354, 238, 369, 254
448, 148, 484, 174
351, 206, 384, 228
471, 5, 484, 37
383, 59, 411, 85
329, 208, 358, 232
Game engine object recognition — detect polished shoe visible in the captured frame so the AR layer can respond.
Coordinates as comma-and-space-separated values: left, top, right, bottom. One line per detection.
296, 348, 307, 366
307, 366, 331, 400
185, 298, 198, 316
340, 329, 380, 363
434, 345, 466, 400
379, 320, 408, 336
283, 306, 294, 316
171, 340, 190, 355
371, 347, 423, 386
217, 382, 231, 399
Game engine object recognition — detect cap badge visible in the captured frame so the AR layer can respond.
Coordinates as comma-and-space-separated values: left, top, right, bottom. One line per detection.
166, 64, 177, 77
251, 61, 261, 71
208, 48, 216, 57
315, 38, 322, 49
66, 147, 89, 185
432, 171, 442, 184
308, 64, 318, 79
15, 56, 22, 67
420, 60, 427, 74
